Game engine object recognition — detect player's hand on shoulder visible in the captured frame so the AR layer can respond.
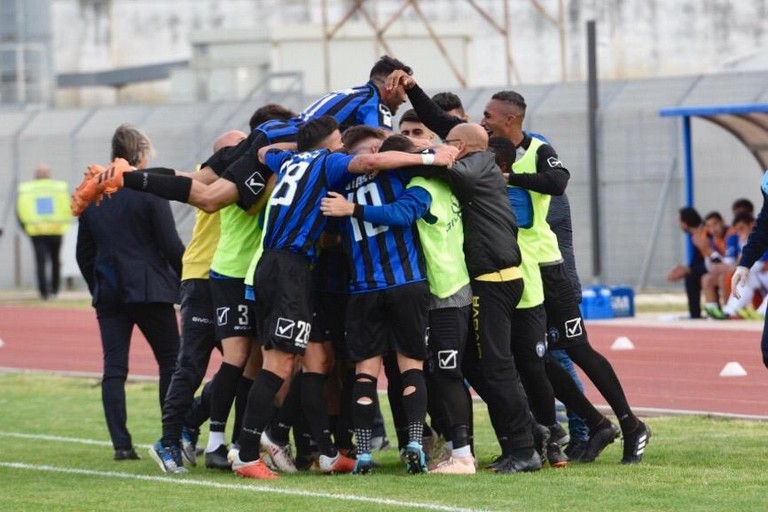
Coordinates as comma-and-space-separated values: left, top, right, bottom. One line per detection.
434, 145, 459, 167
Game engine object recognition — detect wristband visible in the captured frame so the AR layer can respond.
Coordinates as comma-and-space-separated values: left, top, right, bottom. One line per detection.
421, 153, 435, 165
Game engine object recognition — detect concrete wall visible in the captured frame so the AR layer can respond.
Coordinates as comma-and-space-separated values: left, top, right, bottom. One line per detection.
48, 0, 768, 105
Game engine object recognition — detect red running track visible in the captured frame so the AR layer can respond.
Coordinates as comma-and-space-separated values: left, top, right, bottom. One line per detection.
1, 305, 767, 418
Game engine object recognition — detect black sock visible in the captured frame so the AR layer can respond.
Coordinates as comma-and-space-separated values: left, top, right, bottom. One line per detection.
301, 372, 336, 457
123, 172, 192, 203
566, 344, 638, 433
334, 368, 355, 450
183, 380, 213, 432
232, 376, 254, 444
352, 374, 378, 455
209, 362, 244, 436
270, 371, 303, 446
239, 370, 284, 462
401, 368, 427, 445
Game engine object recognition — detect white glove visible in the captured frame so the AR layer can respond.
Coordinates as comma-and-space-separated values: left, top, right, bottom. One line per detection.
731, 266, 750, 300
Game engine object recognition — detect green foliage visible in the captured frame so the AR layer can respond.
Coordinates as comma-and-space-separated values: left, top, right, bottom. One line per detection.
0, 373, 765, 512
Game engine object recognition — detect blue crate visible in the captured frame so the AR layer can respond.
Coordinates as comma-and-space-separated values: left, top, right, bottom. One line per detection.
581, 286, 614, 319
610, 286, 635, 317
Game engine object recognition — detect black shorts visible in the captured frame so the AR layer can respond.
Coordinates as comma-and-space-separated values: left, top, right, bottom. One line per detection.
425, 305, 471, 380
209, 277, 254, 340
345, 281, 430, 362
221, 132, 274, 212
311, 290, 349, 358
255, 250, 313, 355
540, 263, 588, 349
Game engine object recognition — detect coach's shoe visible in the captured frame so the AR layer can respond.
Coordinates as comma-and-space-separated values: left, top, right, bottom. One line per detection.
580, 422, 620, 463
260, 430, 297, 473
622, 421, 652, 464
71, 164, 106, 216
352, 453, 375, 475
205, 444, 232, 470
114, 447, 141, 461
319, 452, 357, 474
486, 453, 509, 472
181, 427, 199, 467
493, 450, 542, 474
430, 455, 476, 475
149, 441, 188, 474
232, 453, 279, 480
405, 441, 428, 474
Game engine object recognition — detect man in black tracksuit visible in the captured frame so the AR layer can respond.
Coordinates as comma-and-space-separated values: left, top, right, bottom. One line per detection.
413, 122, 540, 473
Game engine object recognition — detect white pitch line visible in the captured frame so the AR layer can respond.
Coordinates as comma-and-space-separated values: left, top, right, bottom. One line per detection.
0, 431, 151, 449
0, 462, 495, 512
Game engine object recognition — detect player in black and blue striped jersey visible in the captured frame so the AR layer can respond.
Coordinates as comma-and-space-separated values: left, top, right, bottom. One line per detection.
78, 57, 413, 217
320, 130, 433, 475
231, 116, 458, 480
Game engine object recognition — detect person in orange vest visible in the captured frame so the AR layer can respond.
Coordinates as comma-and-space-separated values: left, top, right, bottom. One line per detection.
16, 164, 72, 299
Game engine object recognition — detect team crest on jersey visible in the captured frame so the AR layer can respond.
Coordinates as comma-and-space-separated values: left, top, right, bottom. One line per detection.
535, 341, 547, 358
244, 171, 265, 197
547, 327, 560, 344
216, 307, 230, 326
564, 317, 583, 338
379, 104, 393, 128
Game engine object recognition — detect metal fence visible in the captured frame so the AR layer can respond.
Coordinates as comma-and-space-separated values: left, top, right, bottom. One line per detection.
2, 69, 768, 292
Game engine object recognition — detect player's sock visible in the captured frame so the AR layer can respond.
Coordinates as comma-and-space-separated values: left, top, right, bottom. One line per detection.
301, 371, 337, 457
400, 368, 427, 446
123, 172, 192, 203
232, 375, 254, 444
238, 370, 284, 463
207, 362, 243, 451
353, 373, 378, 455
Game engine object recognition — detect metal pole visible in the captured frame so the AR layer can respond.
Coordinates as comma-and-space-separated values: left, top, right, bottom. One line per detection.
682, 115, 695, 262
587, 20, 601, 282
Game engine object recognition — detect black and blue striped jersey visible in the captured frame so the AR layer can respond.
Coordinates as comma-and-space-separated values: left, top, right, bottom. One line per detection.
299, 82, 393, 131
339, 171, 427, 293
261, 149, 356, 259
256, 118, 306, 144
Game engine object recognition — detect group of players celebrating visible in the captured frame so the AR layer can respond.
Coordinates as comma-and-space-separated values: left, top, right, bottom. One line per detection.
71, 55, 650, 479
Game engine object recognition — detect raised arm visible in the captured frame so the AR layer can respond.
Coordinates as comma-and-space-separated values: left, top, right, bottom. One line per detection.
385, 70, 462, 139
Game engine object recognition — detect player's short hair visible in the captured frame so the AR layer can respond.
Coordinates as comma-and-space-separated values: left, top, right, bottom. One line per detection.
111, 124, 153, 166
488, 136, 517, 170
249, 104, 296, 131
491, 90, 527, 112
679, 206, 702, 228
379, 134, 416, 153
732, 211, 755, 227
297, 116, 339, 152
369, 55, 412, 82
732, 198, 754, 215
342, 125, 388, 151
704, 211, 724, 222
398, 109, 422, 126
432, 92, 465, 115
